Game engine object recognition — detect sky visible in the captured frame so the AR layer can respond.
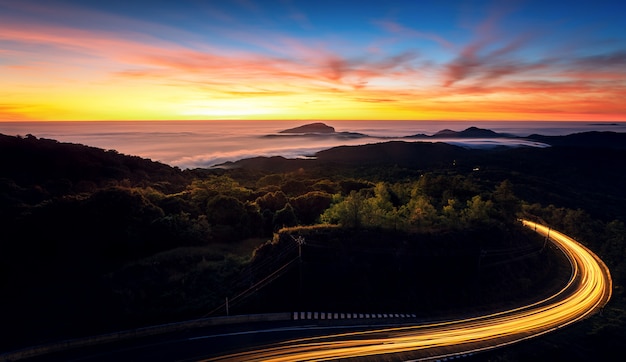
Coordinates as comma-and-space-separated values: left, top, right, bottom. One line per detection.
1, 0, 625, 122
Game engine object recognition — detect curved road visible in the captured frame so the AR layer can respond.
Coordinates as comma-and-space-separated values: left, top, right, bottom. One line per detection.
207, 220, 612, 361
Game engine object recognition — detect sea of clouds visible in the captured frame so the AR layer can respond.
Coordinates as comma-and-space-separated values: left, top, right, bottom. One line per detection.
1, 120, 624, 169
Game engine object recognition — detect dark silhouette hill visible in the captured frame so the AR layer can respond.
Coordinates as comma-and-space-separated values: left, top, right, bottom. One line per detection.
314, 141, 474, 167
0, 133, 187, 192
216, 155, 311, 172
528, 131, 626, 149
221, 131, 626, 221
407, 126, 511, 138
269, 122, 366, 139
217, 142, 478, 171
225, 130, 626, 170
432, 126, 505, 138
279, 122, 335, 133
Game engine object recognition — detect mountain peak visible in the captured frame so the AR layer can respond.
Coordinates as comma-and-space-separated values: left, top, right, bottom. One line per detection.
279, 122, 335, 134
433, 127, 501, 138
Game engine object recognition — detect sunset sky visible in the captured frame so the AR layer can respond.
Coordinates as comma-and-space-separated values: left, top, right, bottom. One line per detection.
1, 0, 625, 122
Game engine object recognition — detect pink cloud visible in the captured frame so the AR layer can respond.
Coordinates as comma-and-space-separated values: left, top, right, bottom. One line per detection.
0, 21, 181, 67
442, 32, 540, 87
3, 3, 429, 95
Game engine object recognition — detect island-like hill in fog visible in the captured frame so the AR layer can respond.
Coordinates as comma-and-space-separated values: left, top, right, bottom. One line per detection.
221, 124, 626, 173
277, 123, 509, 138
274, 123, 626, 149
275, 123, 517, 140
279, 122, 335, 133
268, 122, 367, 138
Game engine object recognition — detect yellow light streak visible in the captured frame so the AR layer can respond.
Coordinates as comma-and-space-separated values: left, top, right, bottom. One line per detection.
207, 219, 612, 361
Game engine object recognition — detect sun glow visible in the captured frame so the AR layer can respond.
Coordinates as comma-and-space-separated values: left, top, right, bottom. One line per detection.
179, 99, 277, 118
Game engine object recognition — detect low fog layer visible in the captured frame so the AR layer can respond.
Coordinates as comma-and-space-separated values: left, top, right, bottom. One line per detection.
1, 120, 623, 169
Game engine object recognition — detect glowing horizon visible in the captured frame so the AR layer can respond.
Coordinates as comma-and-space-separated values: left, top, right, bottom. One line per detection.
2, 0, 625, 122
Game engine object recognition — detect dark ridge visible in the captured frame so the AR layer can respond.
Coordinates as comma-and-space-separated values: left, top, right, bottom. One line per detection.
0, 133, 187, 192
214, 156, 312, 172
435, 126, 504, 138
217, 141, 479, 172
432, 129, 458, 137
314, 141, 473, 167
407, 126, 511, 139
527, 131, 626, 149
217, 130, 626, 175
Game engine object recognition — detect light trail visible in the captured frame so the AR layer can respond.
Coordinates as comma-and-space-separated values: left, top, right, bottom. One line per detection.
207, 220, 612, 361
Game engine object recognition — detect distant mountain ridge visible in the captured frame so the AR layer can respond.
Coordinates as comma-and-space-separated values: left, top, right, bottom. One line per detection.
274, 123, 626, 149
433, 126, 509, 138
405, 126, 508, 138
3, 125, 626, 178
527, 131, 626, 149
277, 123, 514, 139
223, 125, 626, 171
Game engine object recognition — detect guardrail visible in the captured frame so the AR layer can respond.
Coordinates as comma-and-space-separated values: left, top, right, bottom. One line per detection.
293, 312, 417, 320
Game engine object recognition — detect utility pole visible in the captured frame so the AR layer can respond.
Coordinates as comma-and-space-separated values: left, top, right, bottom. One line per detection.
225, 297, 229, 316
292, 235, 305, 304
291, 235, 305, 260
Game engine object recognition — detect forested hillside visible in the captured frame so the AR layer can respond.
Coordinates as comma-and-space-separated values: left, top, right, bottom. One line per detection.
1, 133, 625, 360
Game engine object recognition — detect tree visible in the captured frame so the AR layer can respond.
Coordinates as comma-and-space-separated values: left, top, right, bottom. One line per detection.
338, 179, 372, 195
281, 180, 309, 196
255, 191, 288, 212
206, 195, 246, 226
290, 191, 333, 225
190, 176, 252, 202
321, 190, 366, 228
244, 201, 263, 237
602, 220, 626, 285
406, 195, 438, 229
492, 180, 520, 221
273, 203, 298, 229
256, 174, 283, 188
602, 220, 626, 264
205, 195, 252, 241
150, 212, 212, 247
312, 179, 338, 194
441, 198, 461, 228
462, 195, 493, 224
363, 182, 397, 228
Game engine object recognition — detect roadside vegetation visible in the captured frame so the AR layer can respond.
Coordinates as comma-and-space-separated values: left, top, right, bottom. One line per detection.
1, 133, 625, 360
